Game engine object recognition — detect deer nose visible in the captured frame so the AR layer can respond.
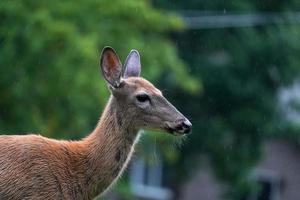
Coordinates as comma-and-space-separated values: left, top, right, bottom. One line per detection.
175, 118, 192, 134
181, 119, 192, 134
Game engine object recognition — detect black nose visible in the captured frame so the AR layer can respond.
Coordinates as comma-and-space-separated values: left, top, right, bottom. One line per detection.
181, 119, 192, 134
175, 118, 192, 134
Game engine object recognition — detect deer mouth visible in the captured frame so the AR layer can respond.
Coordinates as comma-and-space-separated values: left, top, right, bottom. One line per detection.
164, 119, 192, 135
164, 125, 177, 135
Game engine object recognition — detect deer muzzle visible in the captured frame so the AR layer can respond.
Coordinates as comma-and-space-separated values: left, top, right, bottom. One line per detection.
164, 118, 192, 135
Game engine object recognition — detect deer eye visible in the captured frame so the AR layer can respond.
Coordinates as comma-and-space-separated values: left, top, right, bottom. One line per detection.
136, 93, 150, 103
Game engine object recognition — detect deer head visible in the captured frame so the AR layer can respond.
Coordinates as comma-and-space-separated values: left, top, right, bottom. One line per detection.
100, 47, 192, 135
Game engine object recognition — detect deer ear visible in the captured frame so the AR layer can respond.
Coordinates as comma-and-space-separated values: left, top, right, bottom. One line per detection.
123, 49, 141, 78
100, 47, 122, 88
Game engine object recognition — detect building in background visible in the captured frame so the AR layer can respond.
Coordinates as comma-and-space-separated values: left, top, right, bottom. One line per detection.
129, 154, 173, 200
179, 139, 300, 200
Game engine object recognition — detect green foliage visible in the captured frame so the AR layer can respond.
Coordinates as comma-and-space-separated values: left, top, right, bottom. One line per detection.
153, 0, 300, 12
0, 0, 198, 139
3, 0, 300, 199
154, 0, 300, 199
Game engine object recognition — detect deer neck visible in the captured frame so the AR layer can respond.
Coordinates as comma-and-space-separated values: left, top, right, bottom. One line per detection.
83, 96, 140, 197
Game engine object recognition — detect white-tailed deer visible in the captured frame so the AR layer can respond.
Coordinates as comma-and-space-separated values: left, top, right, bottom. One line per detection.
0, 47, 192, 200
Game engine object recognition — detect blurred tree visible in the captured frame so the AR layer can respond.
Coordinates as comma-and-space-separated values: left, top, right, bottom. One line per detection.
153, 0, 300, 199
0, 0, 198, 140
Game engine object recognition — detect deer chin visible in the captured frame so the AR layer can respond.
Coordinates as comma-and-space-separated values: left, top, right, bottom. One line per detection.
163, 122, 190, 136
163, 126, 184, 136
142, 125, 186, 136
164, 120, 191, 135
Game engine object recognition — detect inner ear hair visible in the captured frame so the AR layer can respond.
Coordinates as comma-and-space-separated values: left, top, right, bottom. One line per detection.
100, 46, 122, 88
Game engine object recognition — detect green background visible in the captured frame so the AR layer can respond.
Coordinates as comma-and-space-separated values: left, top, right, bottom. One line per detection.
1, 0, 300, 199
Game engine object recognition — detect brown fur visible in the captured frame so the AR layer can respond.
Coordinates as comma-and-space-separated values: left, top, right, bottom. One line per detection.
0, 77, 183, 200
0, 95, 139, 199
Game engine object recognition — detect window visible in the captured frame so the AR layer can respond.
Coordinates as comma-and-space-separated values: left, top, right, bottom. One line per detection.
130, 151, 173, 200
248, 170, 282, 200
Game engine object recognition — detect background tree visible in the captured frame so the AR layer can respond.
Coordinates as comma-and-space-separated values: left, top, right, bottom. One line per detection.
0, 0, 198, 139
3, 0, 300, 199
153, 0, 300, 199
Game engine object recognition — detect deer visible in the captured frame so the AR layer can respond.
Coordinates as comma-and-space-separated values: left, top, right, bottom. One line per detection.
0, 47, 192, 200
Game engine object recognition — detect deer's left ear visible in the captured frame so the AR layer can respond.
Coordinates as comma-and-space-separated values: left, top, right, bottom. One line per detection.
100, 46, 122, 88
123, 49, 141, 78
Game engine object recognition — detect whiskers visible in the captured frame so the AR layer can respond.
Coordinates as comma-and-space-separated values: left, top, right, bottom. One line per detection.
172, 134, 188, 149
